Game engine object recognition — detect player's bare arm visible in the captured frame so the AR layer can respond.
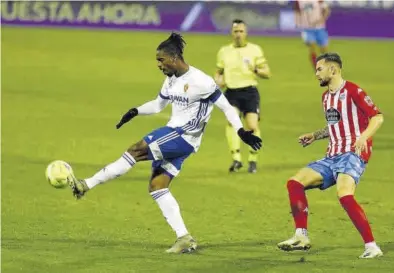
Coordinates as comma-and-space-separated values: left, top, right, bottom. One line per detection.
354, 114, 384, 156
298, 126, 329, 147
313, 126, 329, 140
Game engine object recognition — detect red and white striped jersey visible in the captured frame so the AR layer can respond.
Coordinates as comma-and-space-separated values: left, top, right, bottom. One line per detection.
322, 81, 381, 162
294, 0, 328, 29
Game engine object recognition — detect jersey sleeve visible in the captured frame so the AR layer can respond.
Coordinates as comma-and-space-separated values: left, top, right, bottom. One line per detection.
216, 47, 225, 70
350, 86, 381, 118
255, 46, 267, 67
191, 78, 222, 103
159, 77, 170, 100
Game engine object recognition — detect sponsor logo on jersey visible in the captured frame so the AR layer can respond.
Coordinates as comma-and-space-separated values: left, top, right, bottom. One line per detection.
169, 95, 189, 104
325, 107, 341, 125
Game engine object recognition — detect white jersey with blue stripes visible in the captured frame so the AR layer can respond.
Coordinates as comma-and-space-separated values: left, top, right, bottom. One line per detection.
159, 66, 221, 151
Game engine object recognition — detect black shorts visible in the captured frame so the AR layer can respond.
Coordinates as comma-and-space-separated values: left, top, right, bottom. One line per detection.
224, 86, 260, 116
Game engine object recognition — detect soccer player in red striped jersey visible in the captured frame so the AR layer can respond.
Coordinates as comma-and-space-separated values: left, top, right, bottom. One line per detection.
277, 53, 384, 259
294, 0, 330, 68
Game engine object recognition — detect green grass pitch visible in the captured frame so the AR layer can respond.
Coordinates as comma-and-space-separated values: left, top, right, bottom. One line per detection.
2, 26, 394, 273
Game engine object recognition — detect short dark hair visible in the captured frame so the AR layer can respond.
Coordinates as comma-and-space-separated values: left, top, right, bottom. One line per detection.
232, 19, 245, 25
316, 53, 343, 68
157, 32, 186, 60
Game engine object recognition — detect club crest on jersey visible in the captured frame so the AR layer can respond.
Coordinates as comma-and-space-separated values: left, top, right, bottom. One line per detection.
325, 107, 341, 125
339, 93, 346, 101
184, 84, 189, 92
243, 58, 251, 65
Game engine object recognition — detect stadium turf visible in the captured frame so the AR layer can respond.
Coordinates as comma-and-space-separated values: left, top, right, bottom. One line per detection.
2, 26, 394, 273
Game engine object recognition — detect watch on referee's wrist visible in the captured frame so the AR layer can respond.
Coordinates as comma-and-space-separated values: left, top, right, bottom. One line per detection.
254, 67, 258, 74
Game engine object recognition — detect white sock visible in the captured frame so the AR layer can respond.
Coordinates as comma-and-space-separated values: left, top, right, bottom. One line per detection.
85, 152, 136, 189
151, 189, 189, 238
295, 228, 308, 237
365, 241, 378, 249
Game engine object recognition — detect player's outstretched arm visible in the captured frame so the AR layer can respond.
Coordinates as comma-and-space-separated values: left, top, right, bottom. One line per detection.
299, 126, 329, 147
116, 96, 169, 129
213, 93, 262, 151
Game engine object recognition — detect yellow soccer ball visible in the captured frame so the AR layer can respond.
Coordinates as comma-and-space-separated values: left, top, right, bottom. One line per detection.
45, 160, 73, 189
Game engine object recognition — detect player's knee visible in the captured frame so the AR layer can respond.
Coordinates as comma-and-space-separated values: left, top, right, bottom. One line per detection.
336, 184, 355, 198
127, 147, 141, 160
246, 123, 259, 131
149, 177, 170, 192
127, 140, 148, 160
245, 121, 258, 131
288, 175, 308, 187
308, 43, 318, 53
336, 174, 356, 198
286, 178, 305, 190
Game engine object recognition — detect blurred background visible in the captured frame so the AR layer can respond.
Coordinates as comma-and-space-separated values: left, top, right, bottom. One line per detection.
2, 0, 394, 38
2, 1, 394, 273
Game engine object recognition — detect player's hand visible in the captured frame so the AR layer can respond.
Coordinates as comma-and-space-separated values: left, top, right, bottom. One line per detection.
298, 133, 315, 147
237, 128, 262, 151
116, 108, 138, 129
353, 137, 367, 156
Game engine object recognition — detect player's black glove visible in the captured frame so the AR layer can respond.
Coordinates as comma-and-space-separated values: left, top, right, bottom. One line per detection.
237, 128, 262, 151
116, 108, 138, 129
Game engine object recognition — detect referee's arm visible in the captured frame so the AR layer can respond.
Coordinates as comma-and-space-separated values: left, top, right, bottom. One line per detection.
253, 48, 271, 79
214, 48, 226, 88
254, 63, 271, 79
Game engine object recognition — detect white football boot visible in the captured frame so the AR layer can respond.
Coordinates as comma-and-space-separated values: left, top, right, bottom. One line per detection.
278, 232, 311, 251
165, 234, 197, 254
359, 244, 383, 259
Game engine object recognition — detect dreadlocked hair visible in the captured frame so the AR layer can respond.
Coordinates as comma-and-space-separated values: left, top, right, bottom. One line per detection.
157, 32, 186, 60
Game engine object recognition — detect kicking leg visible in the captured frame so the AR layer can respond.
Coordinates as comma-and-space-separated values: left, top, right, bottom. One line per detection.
69, 140, 149, 199
149, 169, 197, 254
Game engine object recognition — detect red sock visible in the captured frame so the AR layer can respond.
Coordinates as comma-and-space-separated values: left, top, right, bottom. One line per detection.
311, 52, 317, 66
287, 180, 308, 229
339, 195, 375, 243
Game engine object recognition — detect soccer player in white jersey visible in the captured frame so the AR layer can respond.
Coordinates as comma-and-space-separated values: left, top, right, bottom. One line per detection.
67, 33, 262, 254
277, 53, 384, 259
294, 0, 331, 68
